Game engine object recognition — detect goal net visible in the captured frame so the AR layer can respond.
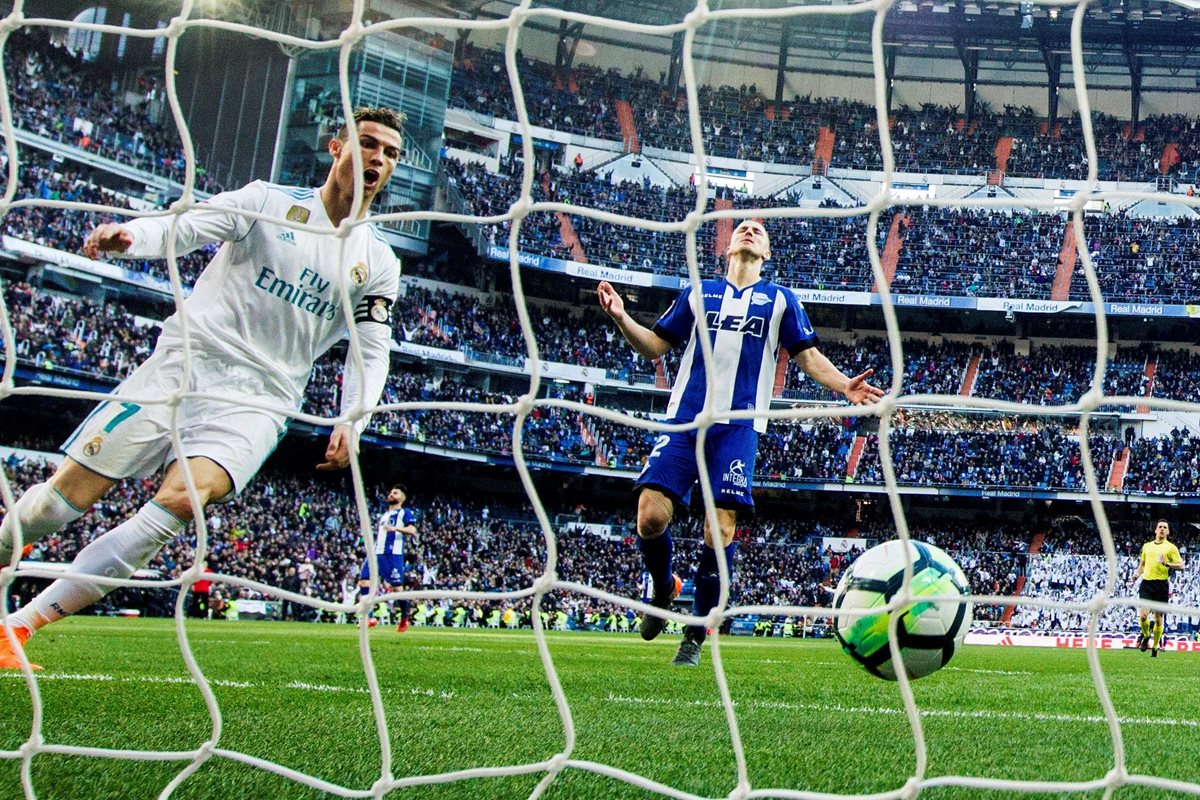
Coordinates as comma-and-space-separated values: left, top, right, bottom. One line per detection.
1, 0, 1198, 798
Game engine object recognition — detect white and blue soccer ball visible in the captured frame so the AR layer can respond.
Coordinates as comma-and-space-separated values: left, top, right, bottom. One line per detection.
832, 540, 973, 681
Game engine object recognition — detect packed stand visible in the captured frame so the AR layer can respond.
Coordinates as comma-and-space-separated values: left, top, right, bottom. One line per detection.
1150, 349, 1200, 403
449, 44, 622, 141
301, 364, 598, 465
1071, 214, 1200, 304
0, 154, 213, 288
10, 450, 1192, 633
1122, 429, 1200, 495
1011, 518, 1200, 632
545, 168, 702, 277
756, 419, 857, 483
854, 426, 1118, 492
782, 337, 972, 401
7, 29, 223, 192
836, 103, 1010, 175
972, 341, 1151, 406
441, 157, 567, 262
633, 84, 823, 163
396, 282, 669, 380
893, 207, 1065, 299
0, 452, 869, 624
709, 195, 875, 290
447, 47, 1200, 182
1, 281, 156, 381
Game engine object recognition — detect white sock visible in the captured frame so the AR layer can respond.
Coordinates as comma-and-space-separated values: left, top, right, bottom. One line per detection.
11, 502, 186, 632
0, 482, 85, 563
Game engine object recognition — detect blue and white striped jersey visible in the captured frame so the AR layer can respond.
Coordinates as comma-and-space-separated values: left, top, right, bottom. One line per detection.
653, 279, 818, 433
374, 507, 416, 558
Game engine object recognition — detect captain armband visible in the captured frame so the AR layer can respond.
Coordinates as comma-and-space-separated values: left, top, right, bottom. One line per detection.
354, 295, 393, 326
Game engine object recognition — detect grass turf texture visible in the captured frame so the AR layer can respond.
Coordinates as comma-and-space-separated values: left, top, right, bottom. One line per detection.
0, 618, 1196, 799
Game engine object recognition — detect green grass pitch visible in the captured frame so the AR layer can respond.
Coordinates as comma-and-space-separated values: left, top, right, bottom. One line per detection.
0, 618, 1196, 799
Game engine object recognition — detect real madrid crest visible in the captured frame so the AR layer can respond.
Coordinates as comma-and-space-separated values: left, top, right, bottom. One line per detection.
350, 262, 369, 286
369, 297, 390, 323
82, 436, 104, 457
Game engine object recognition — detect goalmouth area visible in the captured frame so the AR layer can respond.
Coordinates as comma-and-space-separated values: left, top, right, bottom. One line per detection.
2, 618, 1196, 799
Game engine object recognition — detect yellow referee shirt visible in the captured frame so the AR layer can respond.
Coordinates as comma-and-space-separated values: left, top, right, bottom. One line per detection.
1140, 540, 1182, 581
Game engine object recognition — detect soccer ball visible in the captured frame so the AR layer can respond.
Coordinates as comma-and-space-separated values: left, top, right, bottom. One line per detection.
832, 540, 972, 681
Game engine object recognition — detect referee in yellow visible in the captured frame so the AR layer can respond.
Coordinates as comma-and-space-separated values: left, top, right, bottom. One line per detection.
1136, 519, 1184, 657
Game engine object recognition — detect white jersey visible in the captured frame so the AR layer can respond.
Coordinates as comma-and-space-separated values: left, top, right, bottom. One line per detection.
119, 181, 399, 431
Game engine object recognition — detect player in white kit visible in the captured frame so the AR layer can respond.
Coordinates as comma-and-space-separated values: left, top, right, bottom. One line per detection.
0, 107, 405, 669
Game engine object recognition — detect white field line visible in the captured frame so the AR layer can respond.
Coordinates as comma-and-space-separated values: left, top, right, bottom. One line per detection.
603, 693, 1200, 729
942, 666, 1033, 675
0, 671, 455, 698
4, 672, 1190, 730
414, 645, 483, 653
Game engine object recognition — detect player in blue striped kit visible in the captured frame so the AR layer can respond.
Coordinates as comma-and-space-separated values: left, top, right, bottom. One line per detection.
359, 483, 418, 632
598, 219, 883, 666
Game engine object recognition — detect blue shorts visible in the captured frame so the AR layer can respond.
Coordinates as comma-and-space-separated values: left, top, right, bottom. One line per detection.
635, 425, 757, 510
360, 555, 407, 586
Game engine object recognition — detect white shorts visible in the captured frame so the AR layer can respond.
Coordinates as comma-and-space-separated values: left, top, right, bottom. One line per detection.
62, 349, 289, 495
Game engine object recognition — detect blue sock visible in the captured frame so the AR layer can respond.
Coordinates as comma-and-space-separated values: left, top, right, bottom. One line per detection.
637, 533, 674, 601
686, 543, 738, 643
399, 600, 410, 620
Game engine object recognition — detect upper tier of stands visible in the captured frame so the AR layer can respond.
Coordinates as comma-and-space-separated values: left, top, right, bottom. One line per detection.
450, 43, 1200, 183
6, 29, 224, 193
445, 157, 1200, 304
6, 23, 1199, 308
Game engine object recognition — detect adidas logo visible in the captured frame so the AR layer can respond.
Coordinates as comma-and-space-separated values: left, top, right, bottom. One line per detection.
277, 231, 297, 245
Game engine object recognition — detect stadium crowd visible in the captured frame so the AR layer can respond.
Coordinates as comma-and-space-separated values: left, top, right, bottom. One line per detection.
9, 139, 1200, 310
7, 29, 223, 192
1011, 517, 1200, 632
892, 207, 1065, 299
8, 280, 1200, 494
444, 156, 1200, 304
4, 278, 1180, 409
854, 428, 1119, 492
448, 46, 1200, 182
0, 154, 214, 287
1071, 213, 1200, 304
13, 447, 1191, 634
1, 281, 154, 380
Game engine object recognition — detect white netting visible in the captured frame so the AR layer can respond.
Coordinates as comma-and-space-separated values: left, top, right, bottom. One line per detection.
1, 0, 1199, 798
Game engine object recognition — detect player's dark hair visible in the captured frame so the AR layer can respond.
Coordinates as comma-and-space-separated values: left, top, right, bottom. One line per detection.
1156, 518, 1170, 527
391, 482, 408, 495
337, 106, 406, 140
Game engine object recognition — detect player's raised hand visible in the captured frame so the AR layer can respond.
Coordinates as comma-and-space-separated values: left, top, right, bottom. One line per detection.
597, 281, 625, 320
845, 368, 886, 405
83, 223, 134, 260
317, 424, 355, 471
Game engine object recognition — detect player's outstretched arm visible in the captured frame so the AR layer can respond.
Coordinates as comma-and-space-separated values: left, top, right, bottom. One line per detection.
792, 347, 885, 405
597, 281, 671, 360
83, 223, 134, 259
84, 182, 269, 261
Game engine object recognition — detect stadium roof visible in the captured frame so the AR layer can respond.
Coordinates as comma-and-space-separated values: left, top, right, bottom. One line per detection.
468, 0, 1200, 95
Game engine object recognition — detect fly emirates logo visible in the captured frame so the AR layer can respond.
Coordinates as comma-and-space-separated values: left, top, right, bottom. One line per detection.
254, 266, 339, 321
